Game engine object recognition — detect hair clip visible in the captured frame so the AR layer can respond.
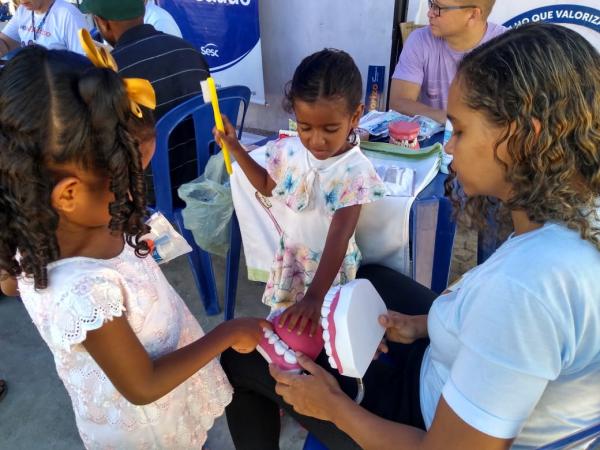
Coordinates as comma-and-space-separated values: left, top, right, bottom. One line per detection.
78, 29, 156, 118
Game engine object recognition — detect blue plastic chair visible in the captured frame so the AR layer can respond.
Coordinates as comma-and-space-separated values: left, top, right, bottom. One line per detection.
408, 132, 457, 294
301, 422, 600, 450
223, 210, 241, 320
89, 27, 104, 43
152, 85, 251, 316
0, 3, 12, 21
537, 422, 600, 450
475, 201, 502, 264
302, 433, 328, 450
409, 172, 456, 294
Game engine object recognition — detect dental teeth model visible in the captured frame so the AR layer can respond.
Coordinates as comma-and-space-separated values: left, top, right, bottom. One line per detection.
321, 279, 387, 378
256, 279, 387, 380
256, 313, 325, 373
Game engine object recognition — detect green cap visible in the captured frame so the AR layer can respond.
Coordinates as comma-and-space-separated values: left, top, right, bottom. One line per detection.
80, 0, 145, 20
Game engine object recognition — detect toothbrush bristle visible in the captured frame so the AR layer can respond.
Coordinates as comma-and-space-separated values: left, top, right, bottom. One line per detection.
200, 79, 211, 103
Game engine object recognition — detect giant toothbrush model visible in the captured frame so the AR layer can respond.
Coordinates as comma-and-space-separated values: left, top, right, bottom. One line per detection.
201, 77, 233, 175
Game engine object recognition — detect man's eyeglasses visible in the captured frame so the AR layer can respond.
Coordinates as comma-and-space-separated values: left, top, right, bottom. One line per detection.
428, 0, 478, 17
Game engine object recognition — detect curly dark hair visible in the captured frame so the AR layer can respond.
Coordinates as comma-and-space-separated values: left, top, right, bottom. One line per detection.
445, 23, 600, 250
0, 47, 155, 289
283, 48, 363, 114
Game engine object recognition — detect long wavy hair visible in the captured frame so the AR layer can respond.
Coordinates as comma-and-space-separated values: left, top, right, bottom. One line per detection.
445, 23, 600, 250
0, 47, 154, 289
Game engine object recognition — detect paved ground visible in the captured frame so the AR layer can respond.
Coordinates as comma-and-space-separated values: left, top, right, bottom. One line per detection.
448, 223, 478, 284
0, 223, 478, 450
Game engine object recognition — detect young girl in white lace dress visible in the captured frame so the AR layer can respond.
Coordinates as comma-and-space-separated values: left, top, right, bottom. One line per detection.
215, 49, 385, 336
0, 47, 267, 449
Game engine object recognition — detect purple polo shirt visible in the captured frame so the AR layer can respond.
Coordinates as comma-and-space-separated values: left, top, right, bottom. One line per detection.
392, 23, 506, 110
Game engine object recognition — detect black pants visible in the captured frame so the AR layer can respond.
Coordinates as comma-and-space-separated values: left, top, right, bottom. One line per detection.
221, 265, 437, 450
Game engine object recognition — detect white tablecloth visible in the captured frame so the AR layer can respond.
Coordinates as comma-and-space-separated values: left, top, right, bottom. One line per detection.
231, 144, 440, 281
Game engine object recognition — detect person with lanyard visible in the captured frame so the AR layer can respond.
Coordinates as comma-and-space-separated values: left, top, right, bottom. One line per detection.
81, 0, 210, 205
0, 0, 88, 56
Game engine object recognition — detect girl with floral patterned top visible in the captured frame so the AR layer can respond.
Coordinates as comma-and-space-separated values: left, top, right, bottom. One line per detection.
215, 49, 385, 336
0, 48, 269, 449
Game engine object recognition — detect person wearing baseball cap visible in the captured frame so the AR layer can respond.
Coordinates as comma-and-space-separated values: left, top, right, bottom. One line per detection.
82, 0, 210, 206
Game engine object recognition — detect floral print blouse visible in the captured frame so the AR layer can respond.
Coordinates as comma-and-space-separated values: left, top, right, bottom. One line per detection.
261, 137, 385, 309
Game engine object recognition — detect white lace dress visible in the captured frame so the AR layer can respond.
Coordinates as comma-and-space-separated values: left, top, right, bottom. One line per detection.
18, 245, 232, 449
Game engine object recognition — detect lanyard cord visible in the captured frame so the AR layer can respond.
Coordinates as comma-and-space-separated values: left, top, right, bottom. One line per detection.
31, 1, 55, 41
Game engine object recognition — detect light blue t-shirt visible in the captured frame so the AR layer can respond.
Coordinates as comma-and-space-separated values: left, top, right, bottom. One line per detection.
421, 222, 600, 448
144, 1, 182, 38
2, 0, 88, 54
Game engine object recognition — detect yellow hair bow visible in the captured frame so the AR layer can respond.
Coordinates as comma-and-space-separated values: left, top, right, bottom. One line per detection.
78, 29, 156, 118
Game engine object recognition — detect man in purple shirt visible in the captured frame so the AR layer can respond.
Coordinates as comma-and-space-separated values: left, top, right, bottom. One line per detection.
390, 0, 505, 124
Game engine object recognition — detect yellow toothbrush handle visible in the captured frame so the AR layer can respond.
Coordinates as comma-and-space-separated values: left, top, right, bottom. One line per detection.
207, 77, 233, 175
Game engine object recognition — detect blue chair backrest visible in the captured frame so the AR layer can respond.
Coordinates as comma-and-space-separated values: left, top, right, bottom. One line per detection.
0, 3, 12, 21
151, 85, 251, 218
537, 422, 600, 450
89, 27, 104, 43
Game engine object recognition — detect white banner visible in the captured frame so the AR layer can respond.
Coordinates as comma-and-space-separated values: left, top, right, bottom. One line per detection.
489, 1, 600, 50
408, 1, 600, 50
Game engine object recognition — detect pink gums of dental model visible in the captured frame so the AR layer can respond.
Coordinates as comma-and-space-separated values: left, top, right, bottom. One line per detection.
256, 313, 324, 372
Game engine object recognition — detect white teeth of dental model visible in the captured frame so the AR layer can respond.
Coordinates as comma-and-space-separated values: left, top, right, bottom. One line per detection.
321, 306, 330, 317
328, 356, 337, 369
321, 318, 329, 329
274, 341, 288, 356
283, 350, 297, 364
323, 330, 330, 342
264, 327, 302, 363
324, 341, 332, 355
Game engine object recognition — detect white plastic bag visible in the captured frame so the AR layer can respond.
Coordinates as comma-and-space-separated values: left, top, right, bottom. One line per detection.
142, 212, 192, 264
359, 110, 444, 140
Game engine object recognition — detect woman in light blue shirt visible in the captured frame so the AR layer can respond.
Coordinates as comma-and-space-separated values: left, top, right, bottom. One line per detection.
222, 22, 600, 450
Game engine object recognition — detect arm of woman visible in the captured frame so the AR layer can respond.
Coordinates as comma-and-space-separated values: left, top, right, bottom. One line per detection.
272, 354, 513, 450
0, 33, 19, 57
83, 316, 269, 405
213, 115, 276, 196
0, 271, 18, 296
379, 311, 429, 344
277, 273, 566, 449
278, 204, 362, 335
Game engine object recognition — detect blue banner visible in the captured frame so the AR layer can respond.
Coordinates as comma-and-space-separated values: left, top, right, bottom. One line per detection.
365, 65, 386, 113
160, 0, 265, 103
503, 4, 600, 33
